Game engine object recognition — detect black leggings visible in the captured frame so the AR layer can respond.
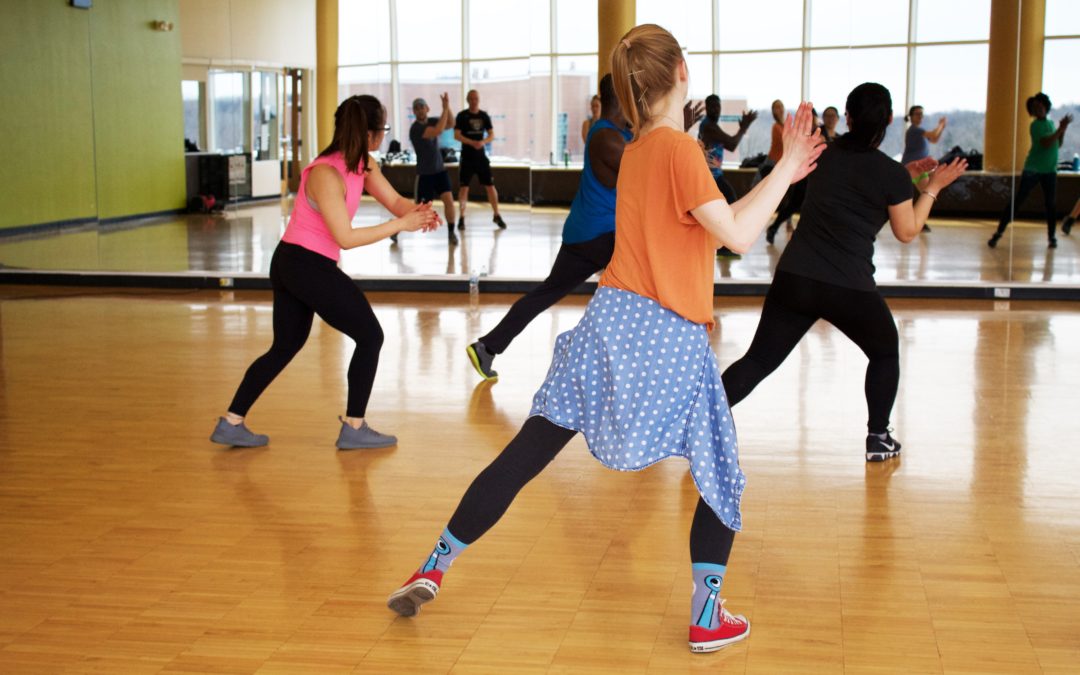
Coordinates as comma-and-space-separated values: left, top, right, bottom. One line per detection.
446, 416, 735, 566
228, 242, 384, 418
722, 270, 899, 434
996, 171, 1058, 240
480, 232, 615, 354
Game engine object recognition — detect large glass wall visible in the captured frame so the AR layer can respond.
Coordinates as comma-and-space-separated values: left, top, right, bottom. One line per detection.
1044, 0, 1080, 160
338, 0, 596, 163
635, 0, 992, 162
338, 0, 996, 164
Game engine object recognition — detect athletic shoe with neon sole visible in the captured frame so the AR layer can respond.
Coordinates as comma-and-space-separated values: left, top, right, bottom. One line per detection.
466, 341, 498, 380
688, 600, 750, 653
865, 431, 902, 462
387, 570, 442, 617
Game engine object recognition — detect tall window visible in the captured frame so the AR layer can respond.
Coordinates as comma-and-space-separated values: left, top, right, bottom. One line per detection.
336, 0, 999, 165
1044, 0, 1080, 160
638, 0, 991, 160
337, 0, 597, 163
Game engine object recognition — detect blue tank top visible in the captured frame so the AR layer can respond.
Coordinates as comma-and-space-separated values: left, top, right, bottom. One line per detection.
562, 118, 633, 244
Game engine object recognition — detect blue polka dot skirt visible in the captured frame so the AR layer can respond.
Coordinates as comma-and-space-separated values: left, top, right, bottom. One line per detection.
529, 286, 747, 531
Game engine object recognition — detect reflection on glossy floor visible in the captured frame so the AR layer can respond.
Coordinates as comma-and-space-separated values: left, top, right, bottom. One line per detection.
2, 199, 1080, 285
1, 286, 1078, 673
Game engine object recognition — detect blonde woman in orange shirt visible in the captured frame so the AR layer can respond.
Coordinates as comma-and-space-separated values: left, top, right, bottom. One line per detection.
388, 24, 823, 653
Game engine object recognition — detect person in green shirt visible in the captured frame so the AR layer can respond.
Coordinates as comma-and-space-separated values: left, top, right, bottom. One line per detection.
990, 92, 1072, 248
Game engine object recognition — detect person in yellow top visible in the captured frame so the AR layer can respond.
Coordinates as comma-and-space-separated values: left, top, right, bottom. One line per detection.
387, 23, 822, 655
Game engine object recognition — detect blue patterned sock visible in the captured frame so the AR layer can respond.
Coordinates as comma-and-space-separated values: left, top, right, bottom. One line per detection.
690, 562, 727, 629
419, 527, 468, 575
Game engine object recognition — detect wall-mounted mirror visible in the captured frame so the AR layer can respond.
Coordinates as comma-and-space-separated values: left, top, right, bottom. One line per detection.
2, 0, 1078, 297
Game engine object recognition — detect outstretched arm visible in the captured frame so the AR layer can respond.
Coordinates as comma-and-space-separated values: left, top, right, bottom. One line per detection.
691, 103, 824, 252
887, 157, 967, 242
306, 162, 441, 249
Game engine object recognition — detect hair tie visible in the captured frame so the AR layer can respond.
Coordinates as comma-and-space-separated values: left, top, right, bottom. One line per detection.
622, 39, 631, 50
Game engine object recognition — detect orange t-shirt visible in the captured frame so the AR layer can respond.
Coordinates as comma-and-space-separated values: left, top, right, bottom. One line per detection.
600, 127, 723, 330
768, 122, 784, 162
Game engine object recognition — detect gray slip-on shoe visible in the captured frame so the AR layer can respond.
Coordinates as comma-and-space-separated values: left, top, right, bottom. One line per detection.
210, 417, 269, 447
336, 417, 397, 450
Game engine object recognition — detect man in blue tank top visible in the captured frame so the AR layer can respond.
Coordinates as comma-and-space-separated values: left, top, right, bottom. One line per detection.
465, 76, 701, 381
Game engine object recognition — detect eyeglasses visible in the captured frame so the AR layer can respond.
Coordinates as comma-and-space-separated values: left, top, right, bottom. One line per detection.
382, 124, 391, 133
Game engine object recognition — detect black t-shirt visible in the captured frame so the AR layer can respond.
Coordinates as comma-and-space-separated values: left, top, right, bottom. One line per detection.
455, 109, 492, 164
776, 143, 912, 291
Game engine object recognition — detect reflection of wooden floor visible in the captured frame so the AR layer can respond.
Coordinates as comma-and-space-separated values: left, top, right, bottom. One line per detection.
1, 287, 1079, 672
2, 199, 1080, 286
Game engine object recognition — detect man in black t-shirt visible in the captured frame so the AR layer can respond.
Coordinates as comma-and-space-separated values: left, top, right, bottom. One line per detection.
454, 89, 506, 230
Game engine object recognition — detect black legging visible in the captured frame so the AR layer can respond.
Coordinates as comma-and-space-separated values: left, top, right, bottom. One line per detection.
228, 242, 384, 418
722, 269, 899, 434
480, 232, 614, 354
446, 416, 735, 566
995, 171, 1058, 240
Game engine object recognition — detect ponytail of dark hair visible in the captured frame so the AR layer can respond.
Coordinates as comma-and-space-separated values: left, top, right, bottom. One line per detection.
320, 95, 386, 174
837, 82, 893, 152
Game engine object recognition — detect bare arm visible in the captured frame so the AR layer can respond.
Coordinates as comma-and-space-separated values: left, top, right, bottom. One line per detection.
691, 103, 824, 253
306, 163, 438, 249
423, 94, 453, 139
1040, 114, 1072, 148
925, 117, 947, 143
588, 128, 626, 189
887, 157, 967, 242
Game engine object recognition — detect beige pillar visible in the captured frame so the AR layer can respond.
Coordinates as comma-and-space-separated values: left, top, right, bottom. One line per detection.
316, 0, 339, 152
984, 0, 1045, 173
598, 0, 636, 78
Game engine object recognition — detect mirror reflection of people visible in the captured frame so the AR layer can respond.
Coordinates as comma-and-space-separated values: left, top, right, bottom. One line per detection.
721, 82, 967, 464
699, 95, 757, 257
821, 106, 840, 144
210, 95, 440, 450
406, 93, 458, 246
466, 75, 640, 380
581, 94, 601, 144
455, 89, 506, 230
989, 92, 1073, 249
388, 23, 825, 656
901, 105, 946, 165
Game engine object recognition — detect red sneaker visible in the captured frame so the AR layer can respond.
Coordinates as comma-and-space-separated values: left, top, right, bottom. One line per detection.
387, 570, 442, 617
688, 600, 750, 652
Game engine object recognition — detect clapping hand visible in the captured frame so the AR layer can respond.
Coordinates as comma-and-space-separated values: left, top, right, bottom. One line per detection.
927, 157, 968, 193
399, 201, 442, 234
782, 102, 826, 183
905, 157, 938, 181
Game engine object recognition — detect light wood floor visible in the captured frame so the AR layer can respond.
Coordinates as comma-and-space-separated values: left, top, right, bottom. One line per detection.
1, 286, 1078, 673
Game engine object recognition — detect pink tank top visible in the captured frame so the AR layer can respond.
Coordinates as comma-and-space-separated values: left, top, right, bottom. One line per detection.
281, 152, 366, 261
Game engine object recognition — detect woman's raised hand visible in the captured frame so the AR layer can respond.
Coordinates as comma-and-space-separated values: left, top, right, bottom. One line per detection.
905, 156, 938, 181
927, 157, 968, 193
782, 101, 825, 183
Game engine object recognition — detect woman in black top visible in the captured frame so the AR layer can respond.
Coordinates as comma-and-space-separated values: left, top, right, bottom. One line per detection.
722, 82, 967, 462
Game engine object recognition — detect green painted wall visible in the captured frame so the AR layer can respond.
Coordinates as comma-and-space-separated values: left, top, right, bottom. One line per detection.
90, 0, 185, 220
0, 1, 98, 229
0, 0, 185, 230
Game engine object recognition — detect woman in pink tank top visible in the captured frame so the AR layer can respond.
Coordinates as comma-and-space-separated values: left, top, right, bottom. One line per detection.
211, 95, 441, 450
